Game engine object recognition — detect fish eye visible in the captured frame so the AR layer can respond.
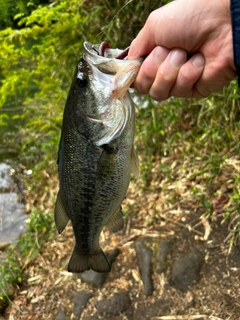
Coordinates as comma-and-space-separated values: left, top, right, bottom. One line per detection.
76, 72, 88, 88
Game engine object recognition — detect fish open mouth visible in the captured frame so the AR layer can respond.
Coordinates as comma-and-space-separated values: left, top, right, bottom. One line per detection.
84, 41, 129, 60
96, 41, 130, 60
83, 41, 143, 84
82, 42, 143, 146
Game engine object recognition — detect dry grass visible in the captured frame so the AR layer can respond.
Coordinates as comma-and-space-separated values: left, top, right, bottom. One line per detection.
2, 142, 240, 319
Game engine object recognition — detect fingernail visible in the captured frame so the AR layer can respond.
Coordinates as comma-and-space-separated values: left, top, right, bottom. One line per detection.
192, 54, 205, 68
169, 50, 187, 67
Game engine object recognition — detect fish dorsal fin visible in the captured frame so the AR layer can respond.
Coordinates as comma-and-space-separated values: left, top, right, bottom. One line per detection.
130, 145, 140, 177
105, 206, 124, 233
54, 191, 69, 234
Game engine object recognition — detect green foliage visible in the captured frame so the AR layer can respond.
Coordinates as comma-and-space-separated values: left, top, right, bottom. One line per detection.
0, 0, 49, 29
0, 207, 53, 304
0, 251, 23, 309
0, 0, 169, 166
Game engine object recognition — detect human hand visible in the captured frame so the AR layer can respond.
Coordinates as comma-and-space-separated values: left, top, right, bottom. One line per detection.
128, 0, 237, 101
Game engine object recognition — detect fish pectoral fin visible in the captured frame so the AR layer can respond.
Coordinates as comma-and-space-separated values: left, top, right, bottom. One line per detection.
105, 206, 124, 233
96, 145, 118, 179
54, 191, 69, 234
130, 145, 140, 177
67, 246, 111, 273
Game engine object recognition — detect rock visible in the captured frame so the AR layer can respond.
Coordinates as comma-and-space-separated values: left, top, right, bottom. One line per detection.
0, 163, 14, 192
55, 310, 67, 320
96, 292, 131, 315
0, 163, 27, 244
78, 269, 108, 288
135, 237, 154, 296
73, 290, 93, 320
106, 247, 120, 264
78, 248, 119, 288
0, 193, 27, 244
156, 238, 174, 274
171, 249, 204, 292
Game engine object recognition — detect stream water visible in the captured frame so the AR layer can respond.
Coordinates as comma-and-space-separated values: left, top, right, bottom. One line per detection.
0, 163, 28, 245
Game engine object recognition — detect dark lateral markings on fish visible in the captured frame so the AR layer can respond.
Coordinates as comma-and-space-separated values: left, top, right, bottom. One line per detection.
54, 41, 143, 273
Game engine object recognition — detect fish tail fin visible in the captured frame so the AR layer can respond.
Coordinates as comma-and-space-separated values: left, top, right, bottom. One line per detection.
67, 246, 111, 273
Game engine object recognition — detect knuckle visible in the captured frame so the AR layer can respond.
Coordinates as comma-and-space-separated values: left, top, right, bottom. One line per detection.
179, 72, 192, 85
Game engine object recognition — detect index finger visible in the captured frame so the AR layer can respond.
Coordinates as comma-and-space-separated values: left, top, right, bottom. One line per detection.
128, 11, 161, 59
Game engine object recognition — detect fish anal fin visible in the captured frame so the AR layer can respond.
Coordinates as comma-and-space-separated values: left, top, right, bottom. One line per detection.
130, 145, 140, 177
54, 191, 69, 234
67, 247, 111, 273
106, 206, 124, 233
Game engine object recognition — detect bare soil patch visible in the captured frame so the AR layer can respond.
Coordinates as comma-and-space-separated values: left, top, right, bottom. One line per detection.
2, 174, 240, 320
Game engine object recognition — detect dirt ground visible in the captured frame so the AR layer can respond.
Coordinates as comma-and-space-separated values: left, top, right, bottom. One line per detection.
2, 172, 240, 320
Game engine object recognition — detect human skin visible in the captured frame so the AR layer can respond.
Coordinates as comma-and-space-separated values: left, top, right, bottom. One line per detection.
128, 0, 237, 101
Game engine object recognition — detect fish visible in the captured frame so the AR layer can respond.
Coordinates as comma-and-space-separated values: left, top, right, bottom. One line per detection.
54, 41, 142, 273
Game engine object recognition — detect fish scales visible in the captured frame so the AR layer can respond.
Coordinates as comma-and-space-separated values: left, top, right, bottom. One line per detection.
54, 42, 142, 273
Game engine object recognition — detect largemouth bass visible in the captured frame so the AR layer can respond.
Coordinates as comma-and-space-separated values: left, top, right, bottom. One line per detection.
54, 41, 142, 273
